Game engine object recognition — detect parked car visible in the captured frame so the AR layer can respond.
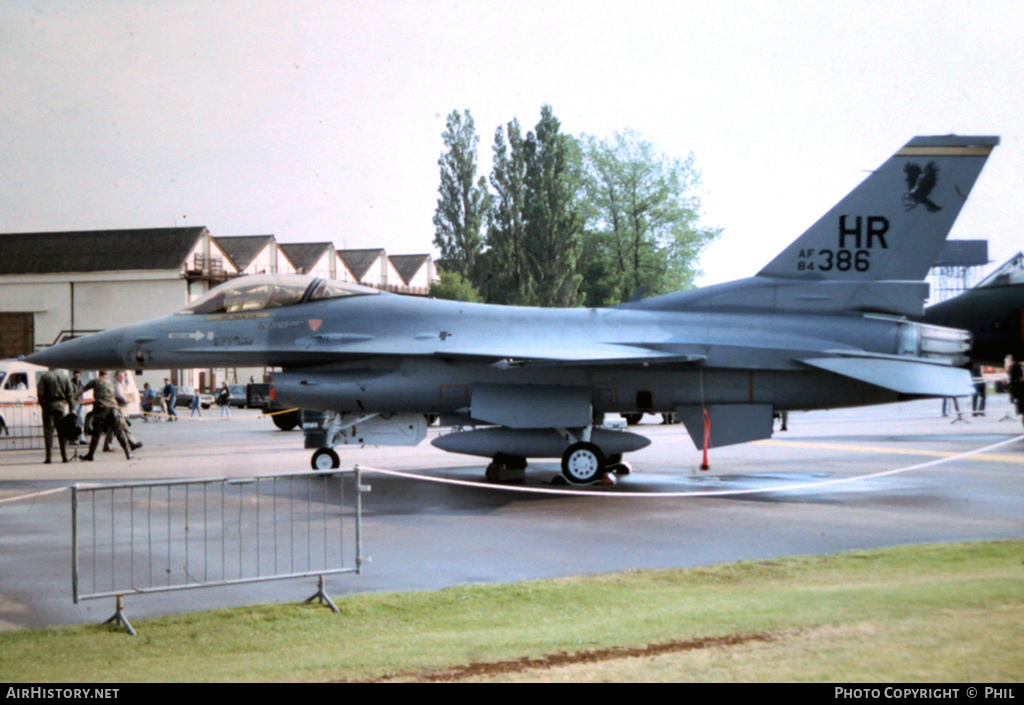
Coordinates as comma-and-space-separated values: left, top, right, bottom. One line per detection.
227, 384, 247, 408
175, 386, 214, 409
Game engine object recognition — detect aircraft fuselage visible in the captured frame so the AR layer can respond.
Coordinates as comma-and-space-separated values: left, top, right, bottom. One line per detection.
35, 291, 934, 418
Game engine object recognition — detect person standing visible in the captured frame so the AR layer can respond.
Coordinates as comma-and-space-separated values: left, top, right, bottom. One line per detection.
38, 368, 75, 464
141, 382, 155, 421
103, 371, 142, 452
70, 370, 86, 444
971, 364, 987, 417
1010, 357, 1024, 417
216, 382, 231, 418
162, 378, 178, 421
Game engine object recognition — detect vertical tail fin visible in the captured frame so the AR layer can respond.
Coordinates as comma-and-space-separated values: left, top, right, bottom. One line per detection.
758, 135, 998, 281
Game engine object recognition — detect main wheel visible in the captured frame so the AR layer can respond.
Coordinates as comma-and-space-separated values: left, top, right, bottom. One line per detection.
622, 413, 643, 425
311, 447, 340, 470
494, 452, 527, 470
561, 442, 606, 485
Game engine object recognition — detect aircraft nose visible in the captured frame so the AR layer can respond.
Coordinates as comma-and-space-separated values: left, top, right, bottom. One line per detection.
26, 328, 127, 370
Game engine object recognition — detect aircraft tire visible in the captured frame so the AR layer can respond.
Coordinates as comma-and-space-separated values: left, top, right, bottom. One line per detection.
622, 413, 643, 425
272, 409, 300, 431
311, 447, 340, 471
561, 442, 606, 485
609, 461, 632, 476
494, 452, 527, 470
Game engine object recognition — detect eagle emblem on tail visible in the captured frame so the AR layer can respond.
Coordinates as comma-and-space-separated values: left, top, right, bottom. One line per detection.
903, 161, 943, 212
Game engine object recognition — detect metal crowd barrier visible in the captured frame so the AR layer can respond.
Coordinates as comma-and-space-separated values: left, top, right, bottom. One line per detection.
0, 402, 44, 451
71, 469, 368, 634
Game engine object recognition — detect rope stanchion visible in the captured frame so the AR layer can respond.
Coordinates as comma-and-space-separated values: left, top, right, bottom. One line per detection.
135, 407, 299, 423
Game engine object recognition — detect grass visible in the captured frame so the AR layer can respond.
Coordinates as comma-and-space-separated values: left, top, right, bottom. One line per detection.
0, 540, 1021, 682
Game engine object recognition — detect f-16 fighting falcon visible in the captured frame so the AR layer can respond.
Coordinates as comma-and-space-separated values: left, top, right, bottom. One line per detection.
28, 135, 999, 484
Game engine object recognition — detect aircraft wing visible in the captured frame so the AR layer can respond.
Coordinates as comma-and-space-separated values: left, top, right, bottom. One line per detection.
145, 336, 706, 371
285, 332, 707, 368
434, 344, 706, 368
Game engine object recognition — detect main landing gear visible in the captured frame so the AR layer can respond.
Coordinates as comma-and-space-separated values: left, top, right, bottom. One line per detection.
561, 442, 605, 484
485, 453, 528, 482
475, 425, 640, 486
559, 443, 632, 485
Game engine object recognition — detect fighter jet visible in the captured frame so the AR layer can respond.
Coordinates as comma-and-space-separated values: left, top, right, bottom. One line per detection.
920, 252, 1024, 366
28, 135, 1000, 483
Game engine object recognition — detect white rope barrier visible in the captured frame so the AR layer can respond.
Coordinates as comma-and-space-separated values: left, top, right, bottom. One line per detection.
355, 433, 1024, 499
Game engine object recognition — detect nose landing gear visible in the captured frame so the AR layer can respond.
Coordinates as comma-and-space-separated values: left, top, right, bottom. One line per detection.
311, 447, 341, 470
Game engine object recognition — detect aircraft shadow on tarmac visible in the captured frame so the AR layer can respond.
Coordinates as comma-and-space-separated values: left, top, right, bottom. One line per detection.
355, 464, 930, 515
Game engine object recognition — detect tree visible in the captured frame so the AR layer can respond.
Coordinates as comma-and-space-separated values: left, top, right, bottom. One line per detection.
428, 269, 482, 303
576, 229, 627, 308
432, 110, 489, 279
434, 106, 719, 309
481, 118, 530, 304
580, 130, 720, 305
520, 105, 585, 308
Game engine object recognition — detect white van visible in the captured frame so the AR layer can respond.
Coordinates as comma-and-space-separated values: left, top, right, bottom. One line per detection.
0, 360, 141, 421
0, 359, 48, 431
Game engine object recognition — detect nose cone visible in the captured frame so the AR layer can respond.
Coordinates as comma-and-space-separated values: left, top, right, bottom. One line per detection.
26, 328, 127, 370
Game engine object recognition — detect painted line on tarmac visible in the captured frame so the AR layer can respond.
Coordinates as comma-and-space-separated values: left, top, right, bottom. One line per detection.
356, 434, 1024, 498
0, 486, 69, 507
756, 439, 1024, 464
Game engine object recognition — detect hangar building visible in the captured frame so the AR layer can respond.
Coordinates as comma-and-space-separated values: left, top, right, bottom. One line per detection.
0, 227, 436, 390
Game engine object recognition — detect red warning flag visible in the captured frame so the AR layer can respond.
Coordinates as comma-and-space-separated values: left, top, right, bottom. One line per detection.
701, 409, 710, 471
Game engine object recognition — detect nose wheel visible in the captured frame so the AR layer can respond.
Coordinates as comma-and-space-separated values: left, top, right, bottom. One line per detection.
311, 447, 341, 470
561, 442, 606, 484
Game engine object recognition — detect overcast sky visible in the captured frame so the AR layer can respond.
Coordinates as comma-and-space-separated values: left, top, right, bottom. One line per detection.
2, 0, 1021, 286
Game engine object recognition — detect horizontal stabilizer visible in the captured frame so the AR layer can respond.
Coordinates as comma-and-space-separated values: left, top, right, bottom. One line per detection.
799, 356, 973, 396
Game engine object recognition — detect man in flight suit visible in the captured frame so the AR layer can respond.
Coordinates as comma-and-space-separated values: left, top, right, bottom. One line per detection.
38, 368, 75, 464
78, 371, 135, 461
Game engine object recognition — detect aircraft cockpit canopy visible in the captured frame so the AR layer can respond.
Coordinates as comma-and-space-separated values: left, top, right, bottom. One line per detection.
976, 253, 1024, 289
180, 274, 380, 315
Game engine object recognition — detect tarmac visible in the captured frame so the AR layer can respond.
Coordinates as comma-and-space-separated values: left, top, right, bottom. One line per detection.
1, 396, 1023, 631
